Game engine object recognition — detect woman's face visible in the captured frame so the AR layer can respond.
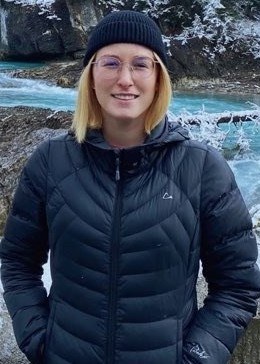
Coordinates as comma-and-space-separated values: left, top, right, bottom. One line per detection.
92, 43, 158, 126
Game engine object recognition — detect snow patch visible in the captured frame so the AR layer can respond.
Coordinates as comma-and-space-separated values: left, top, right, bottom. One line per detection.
98, 0, 127, 9
4, 0, 55, 7
0, 8, 8, 46
174, 0, 260, 61
4, 0, 60, 20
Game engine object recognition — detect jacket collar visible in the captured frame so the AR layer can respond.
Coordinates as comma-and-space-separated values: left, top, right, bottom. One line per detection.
84, 116, 189, 151
73, 117, 190, 179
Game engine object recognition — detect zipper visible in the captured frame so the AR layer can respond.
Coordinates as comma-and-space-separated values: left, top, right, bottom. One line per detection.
106, 151, 122, 364
115, 154, 120, 181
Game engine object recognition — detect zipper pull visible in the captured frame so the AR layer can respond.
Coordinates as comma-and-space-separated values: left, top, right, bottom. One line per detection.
115, 155, 120, 181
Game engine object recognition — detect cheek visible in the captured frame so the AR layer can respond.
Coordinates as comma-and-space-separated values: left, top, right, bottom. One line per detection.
92, 70, 101, 90
93, 80, 112, 108
144, 73, 158, 97
146, 81, 158, 100
93, 74, 112, 94
92, 77, 104, 101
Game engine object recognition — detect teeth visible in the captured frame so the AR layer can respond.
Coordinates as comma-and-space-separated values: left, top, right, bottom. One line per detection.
113, 94, 137, 100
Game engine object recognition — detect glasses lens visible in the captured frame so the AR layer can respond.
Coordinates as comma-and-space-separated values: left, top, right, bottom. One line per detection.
132, 57, 154, 78
99, 57, 119, 69
98, 57, 120, 79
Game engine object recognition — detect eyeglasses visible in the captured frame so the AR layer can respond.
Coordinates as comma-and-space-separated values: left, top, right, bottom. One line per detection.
92, 56, 158, 79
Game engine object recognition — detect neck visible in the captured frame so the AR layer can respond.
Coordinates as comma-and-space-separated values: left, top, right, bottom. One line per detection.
102, 119, 146, 148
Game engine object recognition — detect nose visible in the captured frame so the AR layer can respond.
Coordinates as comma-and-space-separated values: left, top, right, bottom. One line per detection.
116, 63, 134, 87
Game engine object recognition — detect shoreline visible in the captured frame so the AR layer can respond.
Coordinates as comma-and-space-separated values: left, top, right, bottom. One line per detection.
4, 59, 260, 97
174, 75, 260, 96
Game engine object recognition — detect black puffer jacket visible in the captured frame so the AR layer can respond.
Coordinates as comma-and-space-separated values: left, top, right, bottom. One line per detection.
1, 119, 260, 364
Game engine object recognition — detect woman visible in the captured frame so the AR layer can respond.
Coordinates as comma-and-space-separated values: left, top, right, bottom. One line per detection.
1, 10, 260, 364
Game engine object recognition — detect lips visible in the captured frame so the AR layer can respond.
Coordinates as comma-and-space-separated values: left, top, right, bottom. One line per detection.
112, 93, 139, 100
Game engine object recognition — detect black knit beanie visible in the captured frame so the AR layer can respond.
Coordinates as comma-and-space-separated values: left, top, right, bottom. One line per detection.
83, 10, 168, 67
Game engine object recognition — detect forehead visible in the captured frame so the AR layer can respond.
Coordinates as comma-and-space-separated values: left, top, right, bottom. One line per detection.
96, 43, 154, 58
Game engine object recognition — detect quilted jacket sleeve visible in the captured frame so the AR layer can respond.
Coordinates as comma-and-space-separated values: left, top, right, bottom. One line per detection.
182, 146, 260, 364
0, 142, 50, 364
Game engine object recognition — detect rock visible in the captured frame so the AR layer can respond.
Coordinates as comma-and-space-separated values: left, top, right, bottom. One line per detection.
57, 76, 71, 87
0, 106, 72, 233
0, 300, 29, 364
169, 37, 260, 82
11, 60, 83, 88
0, 0, 101, 61
229, 318, 260, 364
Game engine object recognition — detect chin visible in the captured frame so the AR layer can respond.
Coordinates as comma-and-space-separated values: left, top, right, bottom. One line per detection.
113, 114, 139, 122
116, 111, 146, 121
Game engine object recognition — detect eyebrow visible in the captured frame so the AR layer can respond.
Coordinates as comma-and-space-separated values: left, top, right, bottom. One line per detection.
97, 54, 153, 59
98, 54, 120, 58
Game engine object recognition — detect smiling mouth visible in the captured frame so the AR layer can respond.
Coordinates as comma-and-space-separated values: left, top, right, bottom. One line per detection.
112, 94, 139, 100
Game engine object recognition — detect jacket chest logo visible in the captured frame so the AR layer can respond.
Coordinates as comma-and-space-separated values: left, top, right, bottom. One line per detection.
163, 192, 173, 200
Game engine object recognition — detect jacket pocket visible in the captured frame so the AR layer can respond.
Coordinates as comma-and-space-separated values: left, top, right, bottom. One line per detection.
187, 211, 200, 273
176, 319, 183, 364
44, 300, 58, 353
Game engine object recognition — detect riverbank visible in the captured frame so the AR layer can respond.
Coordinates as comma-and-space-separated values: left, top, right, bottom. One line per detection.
8, 59, 260, 96
175, 73, 260, 95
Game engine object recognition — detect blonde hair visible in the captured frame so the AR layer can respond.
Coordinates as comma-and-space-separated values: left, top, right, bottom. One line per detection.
72, 53, 172, 143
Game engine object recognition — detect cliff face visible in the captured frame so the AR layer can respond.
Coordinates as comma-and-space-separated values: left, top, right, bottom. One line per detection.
1, 0, 260, 80
0, 0, 101, 60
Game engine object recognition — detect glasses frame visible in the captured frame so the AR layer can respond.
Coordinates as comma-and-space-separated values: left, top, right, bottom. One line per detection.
91, 56, 159, 79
